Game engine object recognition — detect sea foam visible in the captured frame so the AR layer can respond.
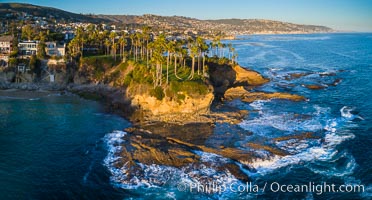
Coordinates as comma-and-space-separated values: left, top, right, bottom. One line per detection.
239, 102, 357, 177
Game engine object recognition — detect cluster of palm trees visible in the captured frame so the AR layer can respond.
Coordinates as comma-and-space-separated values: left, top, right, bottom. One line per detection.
67, 25, 238, 87
148, 34, 211, 86
210, 37, 238, 63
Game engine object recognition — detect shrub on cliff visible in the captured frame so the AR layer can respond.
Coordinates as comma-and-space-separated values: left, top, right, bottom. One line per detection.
123, 64, 153, 86
150, 86, 165, 100
80, 55, 122, 82
166, 80, 209, 100
81, 55, 120, 68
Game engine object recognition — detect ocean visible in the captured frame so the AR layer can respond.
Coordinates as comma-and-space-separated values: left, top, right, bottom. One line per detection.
0, 33, 371, 199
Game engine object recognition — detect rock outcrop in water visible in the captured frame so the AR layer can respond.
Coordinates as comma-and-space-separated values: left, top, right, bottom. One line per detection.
116, 124, 252, 183
207, 63, 306, 103
224, 86, 306, 102
208, 63, 269, 96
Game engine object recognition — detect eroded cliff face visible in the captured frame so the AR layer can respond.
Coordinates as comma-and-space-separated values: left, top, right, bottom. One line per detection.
232, 65, 269, 86
109, 62, 304, 124
127, 85, 215, 124
208, 63, 269, 96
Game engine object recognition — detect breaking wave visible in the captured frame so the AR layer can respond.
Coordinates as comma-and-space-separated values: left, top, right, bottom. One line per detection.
103, 132, 240, 196
239, 102, 358, 177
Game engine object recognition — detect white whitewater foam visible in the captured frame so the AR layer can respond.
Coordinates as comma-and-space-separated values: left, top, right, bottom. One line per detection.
308, 151, 357, 177
28, 98, 40, 101
239, 112, 323, 134
340, 106, 364, 121
275, 139, 312, 154
239, 103, 357, 177
249, 100, 270, 111
340, 106, 354, 119
103, 131, 131, 187
243, 155, 281, 169
194, 150, 230, 164
103, 131, 241, 192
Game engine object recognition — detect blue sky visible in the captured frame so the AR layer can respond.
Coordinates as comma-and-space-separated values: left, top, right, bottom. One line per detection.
1, 0, 372, 31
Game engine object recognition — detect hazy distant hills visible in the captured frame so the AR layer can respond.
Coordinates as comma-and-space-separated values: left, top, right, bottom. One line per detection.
0, 3, 108, 23
205, 18, 333, 34
97, 14, 333, 34
0, 3, 333, 34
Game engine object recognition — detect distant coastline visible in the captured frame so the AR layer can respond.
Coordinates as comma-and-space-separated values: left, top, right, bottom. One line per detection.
0, 3, 333, 39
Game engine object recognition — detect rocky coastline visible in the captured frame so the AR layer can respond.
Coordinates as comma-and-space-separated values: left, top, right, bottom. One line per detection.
0, 62, 305, 183
0, 63, 311, 184
0, 63, 306, 125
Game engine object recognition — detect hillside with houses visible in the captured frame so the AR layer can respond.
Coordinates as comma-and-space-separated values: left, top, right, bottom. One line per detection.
0, 3, 333, 84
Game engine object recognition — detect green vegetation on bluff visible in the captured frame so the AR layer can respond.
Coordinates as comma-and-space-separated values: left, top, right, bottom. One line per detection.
80, 56, 210, 102
73, 26, 237, 102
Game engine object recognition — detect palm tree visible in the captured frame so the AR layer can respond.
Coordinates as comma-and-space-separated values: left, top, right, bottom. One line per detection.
232, 50, 238, 65
134, 32, 142, 62
208, 42, 213, 57
151, 34, 166, 86
165, 40, 176, 84
221, 43, 227, 58
227, 43, 233, 59
98, 31, 108, 54
104, 39, 111, 56
217, 40, 223, 58
200, 41, 209, 75
180, 47, 188, 69
142, 26, 151, 68
118, 36, 127, 62
136, 32, 144, 60
148, 41, 155, 61
212, 36, 220, 57
109, 31, 117, 59
129, 33, 135, 60
76, 27, 86, 58
188, 44, 198, 80
173, 41, 183, 80
196, 37, 203, 75
112, 43, 118, 61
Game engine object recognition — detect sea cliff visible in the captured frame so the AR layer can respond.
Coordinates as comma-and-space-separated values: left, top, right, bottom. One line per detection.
0, 59, 306, 124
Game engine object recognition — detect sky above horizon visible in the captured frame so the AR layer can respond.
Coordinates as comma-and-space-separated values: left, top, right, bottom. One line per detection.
1, 0, 372, 32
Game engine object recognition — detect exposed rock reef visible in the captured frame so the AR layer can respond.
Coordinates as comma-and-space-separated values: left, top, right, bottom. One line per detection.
224, 86, 306, 102
116, 124, 254, 183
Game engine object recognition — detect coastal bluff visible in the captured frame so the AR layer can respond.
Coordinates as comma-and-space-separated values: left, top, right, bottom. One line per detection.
0, 61, 306, 124
70, 61, 305, 124
124, 64, 270, 124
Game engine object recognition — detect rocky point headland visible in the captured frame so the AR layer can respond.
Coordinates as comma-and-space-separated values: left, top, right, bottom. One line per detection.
0, 59, 307, 125
1, 59, 311, 184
